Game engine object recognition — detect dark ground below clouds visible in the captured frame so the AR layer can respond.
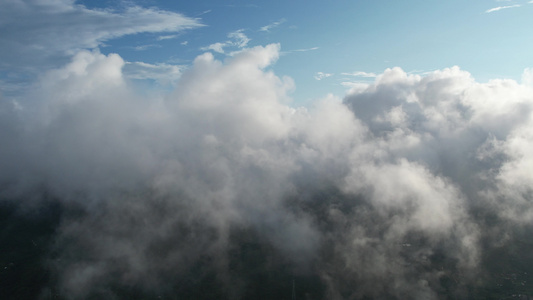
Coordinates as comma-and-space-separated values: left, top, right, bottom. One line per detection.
1, 198, 533, 300
0, 198, 325, 300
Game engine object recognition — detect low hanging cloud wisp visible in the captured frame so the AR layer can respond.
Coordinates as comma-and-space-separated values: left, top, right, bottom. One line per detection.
2, 44, 533, 299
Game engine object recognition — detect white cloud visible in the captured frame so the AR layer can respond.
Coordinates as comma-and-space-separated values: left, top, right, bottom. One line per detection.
522, 67, 533, 87
132, 44, 162, 51
157, 34, 179, 41
314, 72, 333, 80
485, 4, 521, 13
3, 43, 533, 298
344, 66, 533, 223
341, 71, 377, 93
196, 9, 212, 16
201, 29, 251, 54
227, 29, 251, 48
288, 46, 319, 52
259, 18, 286, 32
0, 1, 202, 69
341, 71, 377, 78
280, 47, 319, 56
341, 82, 372, 96
202, 42, 226, 53
0, 0, 203, 97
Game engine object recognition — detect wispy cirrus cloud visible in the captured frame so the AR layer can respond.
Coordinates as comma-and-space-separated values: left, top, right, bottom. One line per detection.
157, 34, 179, 41
0, 0, 203, 96
259, 19, 286, 32
0, 0, 203, 69
201, 29, 250, 54
341, 71, 377, 78
291, 46, 319, 52
132, 44, 162, 51
485, 4, 521, 13
340, 71, 377, 91
281, 47, 319, 55
314, 72, 333, 80
196, 9, 212, 16
202, 42, 227, 53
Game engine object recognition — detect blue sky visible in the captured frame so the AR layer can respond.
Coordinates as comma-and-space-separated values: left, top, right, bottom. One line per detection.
1, 0, 533, 105
86, 0, 533, 104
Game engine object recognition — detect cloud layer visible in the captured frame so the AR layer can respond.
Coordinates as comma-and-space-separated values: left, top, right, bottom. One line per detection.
2, 44, 533, 299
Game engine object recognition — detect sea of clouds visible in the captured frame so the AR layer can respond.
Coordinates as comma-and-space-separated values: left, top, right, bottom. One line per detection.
1, 43, 533, 299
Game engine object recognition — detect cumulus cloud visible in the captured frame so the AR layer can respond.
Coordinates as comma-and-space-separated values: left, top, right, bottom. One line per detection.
344, 66, 533, 219
2, 44, 533, 299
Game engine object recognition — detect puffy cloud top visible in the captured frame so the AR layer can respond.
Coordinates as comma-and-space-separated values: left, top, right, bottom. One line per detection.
2, 44, 533, 299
